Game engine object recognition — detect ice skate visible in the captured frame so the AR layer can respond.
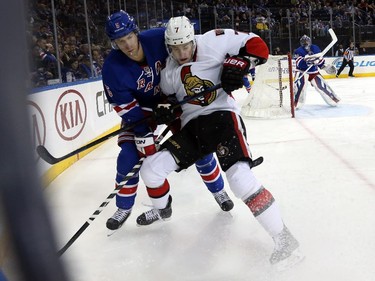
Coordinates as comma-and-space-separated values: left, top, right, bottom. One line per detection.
136, 195, 172, 226
270, 226, 304, 271
106, 208, 132, 235
213, 189, 234, 211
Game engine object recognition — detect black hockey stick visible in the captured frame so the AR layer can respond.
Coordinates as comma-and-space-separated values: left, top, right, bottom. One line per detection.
266, 84, 287, 91
36, 118, 149, 165
56, 126, 170, 256
57, 159, 143, 256
37, 83, 222, 165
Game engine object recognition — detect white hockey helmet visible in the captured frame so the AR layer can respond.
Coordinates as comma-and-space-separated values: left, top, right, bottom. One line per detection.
300, 35, 311, 50
165, 16, 195, 46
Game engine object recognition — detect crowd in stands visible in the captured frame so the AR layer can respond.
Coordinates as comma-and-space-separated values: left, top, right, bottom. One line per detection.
28, 0, 109, 87
28, 0, 375, 88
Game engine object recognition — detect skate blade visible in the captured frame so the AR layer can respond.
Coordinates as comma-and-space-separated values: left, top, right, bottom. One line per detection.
136, 217, 172, 227
107, 229, 118, 237
107, 223, 125, 237
274, 248, 305, 272
223, 210, 233, 218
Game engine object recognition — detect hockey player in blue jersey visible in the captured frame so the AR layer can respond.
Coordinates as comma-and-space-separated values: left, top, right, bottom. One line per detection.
294, 35, 339, 109
101, 10, 233, 231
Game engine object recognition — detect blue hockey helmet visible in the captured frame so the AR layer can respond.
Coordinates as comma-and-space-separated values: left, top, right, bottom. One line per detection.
105, 10, 138, 40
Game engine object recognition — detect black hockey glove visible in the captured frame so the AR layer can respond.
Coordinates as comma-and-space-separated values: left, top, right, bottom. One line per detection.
153, 103, 176, 125
221, 55, 251, 93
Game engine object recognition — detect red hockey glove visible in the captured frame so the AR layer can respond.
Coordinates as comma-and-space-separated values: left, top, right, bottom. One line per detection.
153, 103, 176, 125
221, 55, 251, 93
134, 132, 157, 157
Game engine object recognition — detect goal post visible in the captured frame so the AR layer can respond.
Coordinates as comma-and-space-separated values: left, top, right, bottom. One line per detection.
241, 53, 295, 118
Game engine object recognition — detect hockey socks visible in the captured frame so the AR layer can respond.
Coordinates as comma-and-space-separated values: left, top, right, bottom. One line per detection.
146, 179, 171, 209
195, 153, 224, 193
115, 176, 139, 210
244, 186, 284, 237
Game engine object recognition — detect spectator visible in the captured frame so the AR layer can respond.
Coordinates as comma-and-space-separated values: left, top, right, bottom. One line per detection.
30, 67, 54, 87
30, 45, 54, 87
44, 32, 54, 45
33, 37, 58, 79
255, 13, 268, 31
240, 12, 249, 24
63, 59, 85, 82
335, 44, 345, 57
92, 49, 104, 72
333, 15, 343, 29
60, 43, 73, 67
34, 24, 50, 39
65, 36, 80, 59
79, 55, 98, 78
273, 46, 282, 55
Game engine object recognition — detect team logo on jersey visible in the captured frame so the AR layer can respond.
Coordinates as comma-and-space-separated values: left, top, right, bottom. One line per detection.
137, 78, 146, 90
137, 65, 157, 93
143, 66, 152, 77
155, 60, 163, 75
217, 143, 229, 157
180, 65, 216, 106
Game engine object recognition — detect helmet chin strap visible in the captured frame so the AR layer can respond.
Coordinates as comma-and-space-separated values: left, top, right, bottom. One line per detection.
249, 56, 267, 67
191, 40, 197, 61
111, 41, 119, 50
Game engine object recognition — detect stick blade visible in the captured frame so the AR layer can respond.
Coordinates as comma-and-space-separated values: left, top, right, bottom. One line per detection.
36, 145, 59, 165
328, 28, 338, 43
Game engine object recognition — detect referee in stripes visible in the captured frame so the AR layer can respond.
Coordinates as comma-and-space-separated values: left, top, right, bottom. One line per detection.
336, 41, 356, 78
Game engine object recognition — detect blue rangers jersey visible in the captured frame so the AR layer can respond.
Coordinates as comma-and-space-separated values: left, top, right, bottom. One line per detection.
294, 44, 325, 75
102, 28, 168, 136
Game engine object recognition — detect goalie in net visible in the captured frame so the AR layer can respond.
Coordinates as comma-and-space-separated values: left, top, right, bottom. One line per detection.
241, 54, 295, 118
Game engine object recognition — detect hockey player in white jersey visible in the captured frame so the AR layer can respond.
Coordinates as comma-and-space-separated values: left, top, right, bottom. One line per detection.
136, 16, 304, 269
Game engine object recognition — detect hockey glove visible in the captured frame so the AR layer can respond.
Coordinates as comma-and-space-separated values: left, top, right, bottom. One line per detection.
221, 55, 251, 93
245, 84, 251, 93
153, 103, 176, 125
134, 132, 157, 157
322, 64, 337, 75
304, 54, 322, 66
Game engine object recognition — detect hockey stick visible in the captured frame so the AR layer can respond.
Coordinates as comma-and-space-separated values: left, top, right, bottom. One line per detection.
37, 118, 149, 165
56, 126, 170, 256
294, 28, 337, 83
37, 83, 222, 165
266, 84, 287, 91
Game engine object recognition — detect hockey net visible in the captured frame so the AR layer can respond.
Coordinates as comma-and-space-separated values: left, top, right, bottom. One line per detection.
241, 54, 295, 118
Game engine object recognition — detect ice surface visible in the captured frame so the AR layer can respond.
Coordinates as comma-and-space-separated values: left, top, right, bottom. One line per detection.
43, 77, 375, 281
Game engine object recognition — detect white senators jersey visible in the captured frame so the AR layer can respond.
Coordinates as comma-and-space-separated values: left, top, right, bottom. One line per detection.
160, 29, 260, 128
